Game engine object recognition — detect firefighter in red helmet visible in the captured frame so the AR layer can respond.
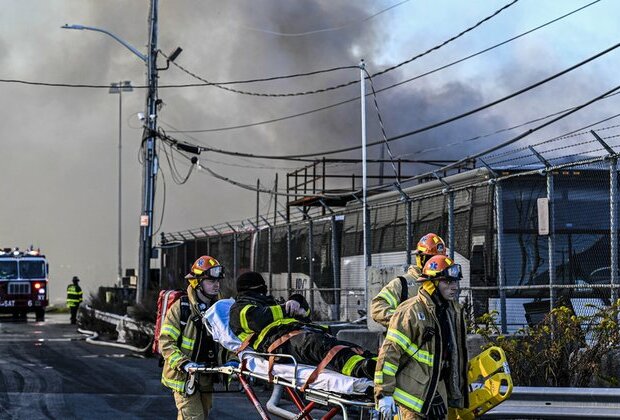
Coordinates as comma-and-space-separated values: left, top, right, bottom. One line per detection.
371, 233, 447, 328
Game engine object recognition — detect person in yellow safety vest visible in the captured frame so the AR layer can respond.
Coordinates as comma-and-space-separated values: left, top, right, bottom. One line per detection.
66, 276, 83, 325
370, 233, 447, 328
374, 255, 468, 420
159, 255, 223, 420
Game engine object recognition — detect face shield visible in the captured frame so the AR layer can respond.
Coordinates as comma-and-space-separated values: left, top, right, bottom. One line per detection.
197, 265, 225, 280
436, 263, 462, 283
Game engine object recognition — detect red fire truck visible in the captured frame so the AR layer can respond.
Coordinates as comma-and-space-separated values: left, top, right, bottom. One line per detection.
0, 247, 48, 321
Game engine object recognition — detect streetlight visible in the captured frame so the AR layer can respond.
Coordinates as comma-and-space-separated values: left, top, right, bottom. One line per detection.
109, 81, 133, 286
62, 13, 157, 305
61, 24, 147, 62
63, 11, 183, 304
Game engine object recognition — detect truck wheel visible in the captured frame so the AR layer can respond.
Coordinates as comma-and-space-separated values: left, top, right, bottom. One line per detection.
35, 308, 45, 322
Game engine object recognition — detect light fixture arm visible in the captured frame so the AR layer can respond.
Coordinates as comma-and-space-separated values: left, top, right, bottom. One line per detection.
61, 24, 147, 62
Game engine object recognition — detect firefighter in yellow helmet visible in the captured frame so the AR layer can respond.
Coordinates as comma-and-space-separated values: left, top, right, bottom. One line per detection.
374, 255, 468, 420
371, 233, 446, 328
159, 255, 223, 420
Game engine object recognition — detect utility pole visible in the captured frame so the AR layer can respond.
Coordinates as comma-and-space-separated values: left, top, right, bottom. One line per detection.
273, 173, 278, 226
138, 0, 159, 304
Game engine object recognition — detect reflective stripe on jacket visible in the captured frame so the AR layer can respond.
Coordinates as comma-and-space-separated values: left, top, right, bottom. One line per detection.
159, 285, 217, 394
229, 292, 310, 352
66, 284, 83, 308
374, 289, 469, 415
370, 267, 421, 329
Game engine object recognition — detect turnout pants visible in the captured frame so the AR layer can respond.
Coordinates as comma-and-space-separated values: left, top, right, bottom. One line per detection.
397, 380, 448, 420
173, 390, 212, 420
172, 376, 213, 420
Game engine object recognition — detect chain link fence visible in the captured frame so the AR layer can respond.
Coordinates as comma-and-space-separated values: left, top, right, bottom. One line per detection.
161, 128, 620, 331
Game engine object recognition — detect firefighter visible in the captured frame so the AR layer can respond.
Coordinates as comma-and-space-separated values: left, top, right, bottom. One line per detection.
229, 271, 377, 379
374, 255, 468, 420
159, 255, 223, 420
66, 276, 83, 325
371, 233, 446, 328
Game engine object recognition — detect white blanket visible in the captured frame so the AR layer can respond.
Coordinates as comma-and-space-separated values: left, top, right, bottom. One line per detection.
204, 299, 373, 395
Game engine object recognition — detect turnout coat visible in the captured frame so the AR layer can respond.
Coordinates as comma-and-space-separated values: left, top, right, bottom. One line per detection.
370, 266, 422, 328
374, 288, 469, 416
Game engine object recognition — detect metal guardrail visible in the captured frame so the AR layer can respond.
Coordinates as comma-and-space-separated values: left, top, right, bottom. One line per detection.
483, 386, 620, 419
84, 305, 154, 337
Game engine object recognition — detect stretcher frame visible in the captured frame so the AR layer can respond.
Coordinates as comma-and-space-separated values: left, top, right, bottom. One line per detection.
190, 350, 375, 420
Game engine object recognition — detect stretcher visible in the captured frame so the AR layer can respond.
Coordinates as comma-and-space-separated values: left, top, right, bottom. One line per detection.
190, 298, 512, 419
193, 298, 376, 419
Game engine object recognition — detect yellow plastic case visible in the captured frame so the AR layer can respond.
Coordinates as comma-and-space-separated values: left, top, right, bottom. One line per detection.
449, 346, 513, 420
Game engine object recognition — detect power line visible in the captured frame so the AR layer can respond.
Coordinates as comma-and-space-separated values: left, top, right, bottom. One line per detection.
168, 82, 620, 206
0, 0, 595, 96
239, 0, 411, 37
395, 93, 620, 160
165, 0, 599, 133
159, 40, 620, 160
364, 66, 400, 185
486, 114, 620, 163
166, 0, 518, 98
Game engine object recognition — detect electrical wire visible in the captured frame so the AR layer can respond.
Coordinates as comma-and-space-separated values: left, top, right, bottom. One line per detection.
363, 66, 400, 186
165, 0, 519, 98
392, 81, 620, 187
153, 160, 167, 235
161, 138, 195, 184
158, 40, 620, 161
0, 0, 595, 96
240, 0, 411, 37
165, 0, 599, 133
486, 113, 620, 161
396, 107, 620, 162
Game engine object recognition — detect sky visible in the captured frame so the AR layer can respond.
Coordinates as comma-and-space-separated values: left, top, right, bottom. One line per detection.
1, 0, 619, 305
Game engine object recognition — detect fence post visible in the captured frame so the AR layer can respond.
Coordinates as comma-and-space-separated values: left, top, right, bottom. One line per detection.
268, 227, 273, 293
591, 130, 618, 302
226, 223, 238, 283
547, 170, 556, 310
331, 215, 341, 320
611, 157, 618, 301
406, 200, 412, 266
448, 191, 455, 259
364, 206, 372, 313
287, 223, 292, 296
434, 173, 454, 258
495, 182, 508, 334
530, 146, 556, 311
308, 219, 315, 310
233, 233, 238, 281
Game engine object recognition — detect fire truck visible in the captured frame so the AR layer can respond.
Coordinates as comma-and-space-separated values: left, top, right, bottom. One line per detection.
0, 247, 48, 321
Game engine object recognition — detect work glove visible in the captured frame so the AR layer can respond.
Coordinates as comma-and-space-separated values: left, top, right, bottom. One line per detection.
376, 396, 396, 418
428, 392, 447, 420
182, 362, 202, 373
285, 300, 306, 317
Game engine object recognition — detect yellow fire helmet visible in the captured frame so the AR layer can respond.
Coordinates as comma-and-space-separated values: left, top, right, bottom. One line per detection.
184, 255, 224, 288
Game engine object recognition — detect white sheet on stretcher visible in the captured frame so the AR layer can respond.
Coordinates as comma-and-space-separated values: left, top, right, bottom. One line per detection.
204, 298, 373, 395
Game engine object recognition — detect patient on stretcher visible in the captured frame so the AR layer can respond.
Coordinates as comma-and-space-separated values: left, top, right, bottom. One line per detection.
229, 272, 377, 380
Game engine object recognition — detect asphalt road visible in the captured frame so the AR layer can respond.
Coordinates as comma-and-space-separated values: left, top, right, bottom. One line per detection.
0, 312, 271, 420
